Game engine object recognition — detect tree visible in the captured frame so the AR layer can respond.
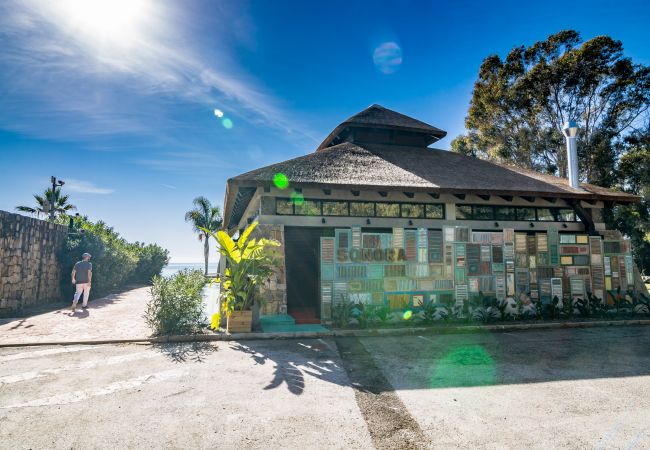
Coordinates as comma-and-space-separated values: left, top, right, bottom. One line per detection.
184, 197, 222, 275
453, 30, 650, 274
607, 123, 650, 276
452, 30, 649, 186
16, 186, 76, 221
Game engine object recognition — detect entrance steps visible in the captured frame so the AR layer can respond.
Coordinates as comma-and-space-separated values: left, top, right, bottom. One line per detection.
260, 314, 328, 333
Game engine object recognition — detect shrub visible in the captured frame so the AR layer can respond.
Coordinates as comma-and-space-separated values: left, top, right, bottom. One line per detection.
60, 217, 169, 299
145, 269, 206, 335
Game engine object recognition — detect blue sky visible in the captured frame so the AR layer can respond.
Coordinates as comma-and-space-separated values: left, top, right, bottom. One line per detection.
1, 0, 648, 262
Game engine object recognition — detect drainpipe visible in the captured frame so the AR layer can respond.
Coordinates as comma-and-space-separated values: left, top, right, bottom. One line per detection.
562, 121, 579, 189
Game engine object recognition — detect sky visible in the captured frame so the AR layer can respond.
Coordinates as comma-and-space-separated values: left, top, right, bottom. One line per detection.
1, 0, 648, 263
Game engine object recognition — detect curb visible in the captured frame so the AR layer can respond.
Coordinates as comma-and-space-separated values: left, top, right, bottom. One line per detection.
2, 319, 650, 348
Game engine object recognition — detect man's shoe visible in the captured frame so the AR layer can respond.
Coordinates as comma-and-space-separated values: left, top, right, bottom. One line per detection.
70, 305, 76, 313
82, 306, 87, 310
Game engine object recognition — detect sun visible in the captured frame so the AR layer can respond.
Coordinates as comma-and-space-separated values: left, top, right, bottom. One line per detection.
59, 0, 151, 45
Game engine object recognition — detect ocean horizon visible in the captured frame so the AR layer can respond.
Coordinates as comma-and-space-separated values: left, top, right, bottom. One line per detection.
161, 262, 219, 277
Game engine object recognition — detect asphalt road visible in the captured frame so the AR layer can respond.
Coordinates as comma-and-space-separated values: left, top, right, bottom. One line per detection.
1, 327, 649, 449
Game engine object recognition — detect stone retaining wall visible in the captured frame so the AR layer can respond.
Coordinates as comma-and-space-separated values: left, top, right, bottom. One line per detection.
0, 210, 67, 315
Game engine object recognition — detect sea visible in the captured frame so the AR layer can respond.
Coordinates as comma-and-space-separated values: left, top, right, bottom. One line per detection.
161, 262, 219, 278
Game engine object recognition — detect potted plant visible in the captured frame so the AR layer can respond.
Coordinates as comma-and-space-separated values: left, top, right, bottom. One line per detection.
206, 221, 279, 333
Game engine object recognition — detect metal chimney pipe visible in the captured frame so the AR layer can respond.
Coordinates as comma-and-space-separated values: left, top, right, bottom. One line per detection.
562, 121, 579, 189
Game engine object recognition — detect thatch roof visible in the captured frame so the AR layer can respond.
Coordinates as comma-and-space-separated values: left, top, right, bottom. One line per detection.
224, 106, 639, 227
316, 104, 447, 150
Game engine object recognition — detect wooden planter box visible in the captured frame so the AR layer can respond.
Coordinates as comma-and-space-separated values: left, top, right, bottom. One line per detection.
227, 310, 252, 333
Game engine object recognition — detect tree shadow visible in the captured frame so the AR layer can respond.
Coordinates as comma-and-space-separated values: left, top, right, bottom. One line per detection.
356, 326, 650, 391
230, 339, 351, 395
153, 341, 218, 364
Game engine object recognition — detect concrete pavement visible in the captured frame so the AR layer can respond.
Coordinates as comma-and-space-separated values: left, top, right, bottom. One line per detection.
1, 326, 649, 449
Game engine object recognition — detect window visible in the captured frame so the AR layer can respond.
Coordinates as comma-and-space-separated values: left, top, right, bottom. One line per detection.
276, 199, 294, 215
473, 205, 494, 220
349, 202, 374, 217
456, 205, 472, 220
558, 209, 576, 222
495, 206, 516, 221
295, 200, 321, 216
376, 202, 400, 217
322, 201, 348, 216
516, 207, 536, 221
401, 203, 425, 218
425, 204, 444, 219
537, 208, 558, 221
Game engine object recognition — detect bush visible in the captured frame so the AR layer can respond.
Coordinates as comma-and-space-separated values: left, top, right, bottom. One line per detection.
60, 217, 169, 299
145, 270, 207, 335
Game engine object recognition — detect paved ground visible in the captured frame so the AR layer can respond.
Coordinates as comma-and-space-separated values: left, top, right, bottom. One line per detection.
0, 287, 151, 344
0, 339, 370, 449
1, 326, 649, 449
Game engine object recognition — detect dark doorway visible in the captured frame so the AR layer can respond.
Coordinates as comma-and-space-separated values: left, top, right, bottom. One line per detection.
284, 227, 327, 324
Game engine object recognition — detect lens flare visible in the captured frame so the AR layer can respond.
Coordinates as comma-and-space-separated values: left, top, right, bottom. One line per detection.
290, 191, 304, 206
222, 118, 233, 129
214, 109, 224, 118
402, 310, 413, 320
431, 345, 496, 388
273, 173, 289, 190
373, 42, 402, 74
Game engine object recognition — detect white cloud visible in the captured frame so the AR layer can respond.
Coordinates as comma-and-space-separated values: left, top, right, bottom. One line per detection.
0, 0, 318, 145
64, 179, 114, 194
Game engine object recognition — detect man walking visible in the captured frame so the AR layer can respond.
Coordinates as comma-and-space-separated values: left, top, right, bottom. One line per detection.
71, 253, 92, 313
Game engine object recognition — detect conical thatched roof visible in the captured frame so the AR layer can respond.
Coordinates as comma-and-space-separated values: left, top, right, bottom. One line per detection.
316, 104, 447, 150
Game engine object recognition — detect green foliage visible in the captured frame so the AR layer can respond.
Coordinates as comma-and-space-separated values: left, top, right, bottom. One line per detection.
16, 186, 76, 220
453, 30, 649, 183
332, 296, 355, 328
60, 217, 169, 298
145, 270, 206, 335
185, 196, 222, 275
210, 221, 280, 318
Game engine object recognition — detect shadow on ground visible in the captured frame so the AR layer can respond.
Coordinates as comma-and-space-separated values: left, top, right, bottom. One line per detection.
153, 341, 218, 363
0, 284, 147, 321
356, 326, 650, 391
230, 339, 351, 395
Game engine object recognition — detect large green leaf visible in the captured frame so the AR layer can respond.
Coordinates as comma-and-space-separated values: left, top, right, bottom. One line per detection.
237, 221, 258, 250
216, 230, 241, 263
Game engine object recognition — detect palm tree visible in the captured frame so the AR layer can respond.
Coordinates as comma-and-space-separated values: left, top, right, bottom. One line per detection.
185, 197, 223, 275
16, 187, 76, 221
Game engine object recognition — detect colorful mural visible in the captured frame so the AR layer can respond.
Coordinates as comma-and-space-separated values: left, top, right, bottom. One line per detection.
319, 226, 634, 320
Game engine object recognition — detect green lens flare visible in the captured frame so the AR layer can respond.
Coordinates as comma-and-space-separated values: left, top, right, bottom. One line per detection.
273, 173, 289, 190
402, 310, 413, 320
431, 345, 496, 388
290, 191, 304, 206
222, 118, 233, 129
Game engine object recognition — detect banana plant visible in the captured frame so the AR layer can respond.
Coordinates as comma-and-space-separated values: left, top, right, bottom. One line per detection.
203, 221, 280, 328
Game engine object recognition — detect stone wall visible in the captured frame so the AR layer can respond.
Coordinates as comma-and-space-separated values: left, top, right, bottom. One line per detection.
255, 224, 287, 315
0, 210, 68, 315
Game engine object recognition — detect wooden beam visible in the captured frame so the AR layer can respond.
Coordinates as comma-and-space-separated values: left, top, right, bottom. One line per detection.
477, 194, 491, 201
453, 193, 466, 200
542, 197, 557, 203
567, 199, 596, 235
499, 195, 513, 202
378, 191, 388, 197
428, 192, 440, 199
522, 196, 535, 203
351, 190, 360, 196
403, 192, 415, 198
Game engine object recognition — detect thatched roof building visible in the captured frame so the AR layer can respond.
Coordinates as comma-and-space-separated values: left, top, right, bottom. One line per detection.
224, 105, 637, 228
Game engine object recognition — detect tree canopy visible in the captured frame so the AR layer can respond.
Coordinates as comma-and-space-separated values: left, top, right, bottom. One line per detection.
453, 30, 650, 274
452, 30, 649, 186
